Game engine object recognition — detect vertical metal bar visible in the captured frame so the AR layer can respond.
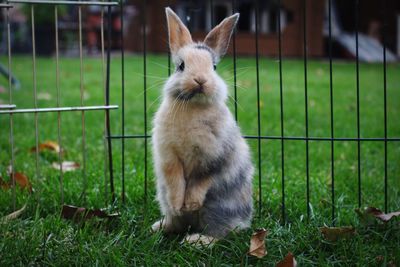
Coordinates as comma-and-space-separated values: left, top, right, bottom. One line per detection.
106, 5, 115, 203
355, 0, 361, 208
303, 0, 310, 219
328, 0, 335, 225
382, 0, 388, 213
6, 6, 16, 210
120, 1, 126, 203
210, 0, 214, 27
142, 0, 148, 202
232, 0, 238, 122
78, 6, 87, 201
55, 5, 64, 204
100, 7, 108, 203
167, 0, 171, 76
277, 0, 285, 223
31, 5, 40, 182
187, 0, 193, 31
254, 0, 262, 217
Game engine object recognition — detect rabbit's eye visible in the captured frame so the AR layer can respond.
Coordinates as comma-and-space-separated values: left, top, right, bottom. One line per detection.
213, 64, 217, 71
178, 61, 185, 72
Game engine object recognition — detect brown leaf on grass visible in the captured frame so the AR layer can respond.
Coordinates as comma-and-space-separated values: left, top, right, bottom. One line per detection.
276, 252, 297, 267
357, 207, 400, 223
320, 226, 355, 242
13, 172, 32, 192
61, 205, 119, 223
51, 161, 80, 172
248, 228, 268, 258
1, 172, 32, 193
30, 141, 61, 153
1, 204, 27, 223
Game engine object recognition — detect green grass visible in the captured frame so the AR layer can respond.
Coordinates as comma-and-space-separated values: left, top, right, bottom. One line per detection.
0, 54, 399, 266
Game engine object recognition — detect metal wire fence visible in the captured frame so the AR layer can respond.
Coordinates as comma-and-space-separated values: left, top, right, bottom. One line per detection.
107, 0, 399, 225
1, 0, 399, 226
1, 0, 118, 209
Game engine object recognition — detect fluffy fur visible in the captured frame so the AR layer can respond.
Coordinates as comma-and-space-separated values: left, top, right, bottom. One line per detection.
151, 7, 253, 246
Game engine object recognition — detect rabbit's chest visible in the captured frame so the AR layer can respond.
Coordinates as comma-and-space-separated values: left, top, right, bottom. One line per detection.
174, 119, 218, 157
156, 102, 229, 174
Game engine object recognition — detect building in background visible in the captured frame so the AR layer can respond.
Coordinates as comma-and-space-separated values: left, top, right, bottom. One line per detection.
125, 0, 325, 57
124, 0, 399, 61
1, 0, 398, 60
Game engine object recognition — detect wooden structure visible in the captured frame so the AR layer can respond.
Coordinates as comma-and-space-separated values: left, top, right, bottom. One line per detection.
125, 0, 325, 57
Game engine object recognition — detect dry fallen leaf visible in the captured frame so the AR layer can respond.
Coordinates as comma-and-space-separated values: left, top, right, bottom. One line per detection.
52, 161, 80, 172
1, 172, 32, 193
1, 204, 27, 223
30, 141, 61, 153
276, 252, 297, 267
320, 226, 355, 242
61, 205, 119, 223
357, 207, 400, 223
13, 172, 32, 192
248, 228, 268, 258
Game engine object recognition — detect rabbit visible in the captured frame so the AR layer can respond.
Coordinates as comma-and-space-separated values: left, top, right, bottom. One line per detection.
151, 7, 254, 246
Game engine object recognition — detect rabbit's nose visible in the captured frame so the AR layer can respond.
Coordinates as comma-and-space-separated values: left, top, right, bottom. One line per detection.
194, 77, 206, 86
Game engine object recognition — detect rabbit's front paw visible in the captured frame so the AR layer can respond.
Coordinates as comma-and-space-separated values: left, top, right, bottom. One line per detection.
182, 201, 201, 212
182, 191, 204, 212
171, 205, 183, 216
169, 195, 184, 216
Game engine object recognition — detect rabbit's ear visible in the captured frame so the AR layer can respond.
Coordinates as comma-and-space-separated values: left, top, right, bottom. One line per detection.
204, 13, 239, 60
166, 7, 193, 55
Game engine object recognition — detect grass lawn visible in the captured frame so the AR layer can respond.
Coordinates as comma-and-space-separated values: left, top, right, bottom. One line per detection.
0, 54, 399, 266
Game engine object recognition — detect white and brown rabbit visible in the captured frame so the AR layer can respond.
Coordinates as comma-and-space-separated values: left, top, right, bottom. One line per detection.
151, 7, 254, 246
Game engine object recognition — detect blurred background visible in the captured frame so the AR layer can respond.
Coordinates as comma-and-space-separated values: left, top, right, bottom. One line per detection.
1, 0, 399, 62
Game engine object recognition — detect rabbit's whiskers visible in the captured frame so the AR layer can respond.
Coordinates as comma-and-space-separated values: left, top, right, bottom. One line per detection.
228, 94, 244, 112
132, 71, 169, 81
172, 92, 189, 125
224, 70, 252, 82
147, 94, 164, 112
148, 60, 173, 71
168, 90, 184, 124
135, 80, 166, 98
